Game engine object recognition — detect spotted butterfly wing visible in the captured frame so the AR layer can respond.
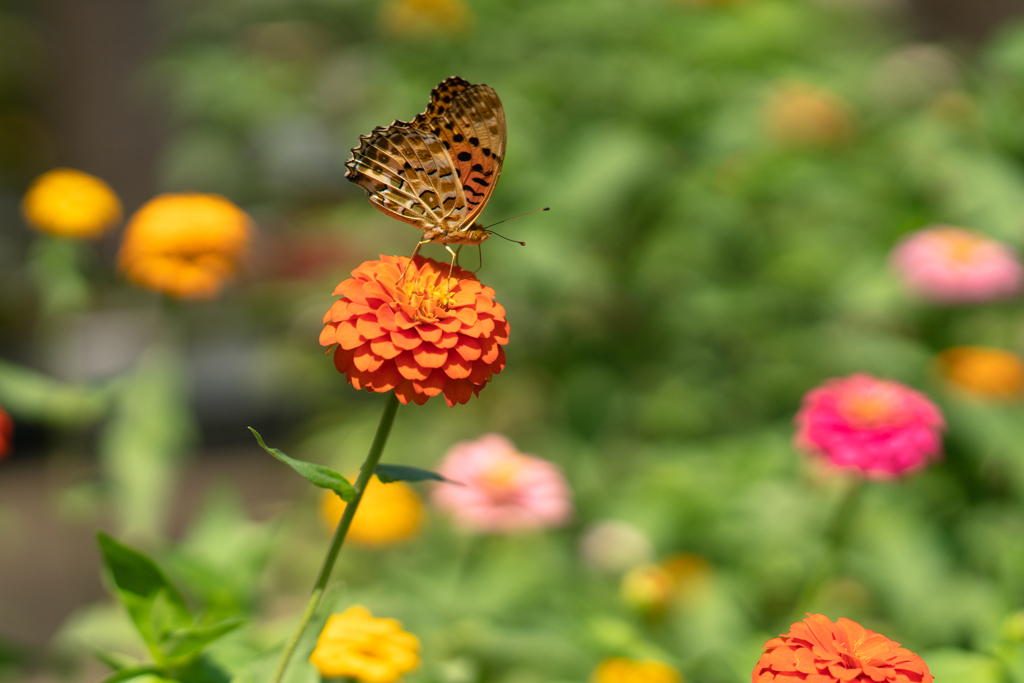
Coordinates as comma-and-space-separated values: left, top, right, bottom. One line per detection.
345, 77, 505, 243
344, 124, 468, 230
413, 77, 506, 227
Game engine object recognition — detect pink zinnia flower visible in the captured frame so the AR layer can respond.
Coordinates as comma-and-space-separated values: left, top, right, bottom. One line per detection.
795, 374, 945, 478
891, 225, 1023, 304
432, 434, 573, 533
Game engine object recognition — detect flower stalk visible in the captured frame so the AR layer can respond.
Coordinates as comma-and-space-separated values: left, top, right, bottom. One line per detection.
270, 391, 401, 683
790, 477, 864, 622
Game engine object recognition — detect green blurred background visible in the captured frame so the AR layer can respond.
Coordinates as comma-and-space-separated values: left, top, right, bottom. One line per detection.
5, 1, 1024, 682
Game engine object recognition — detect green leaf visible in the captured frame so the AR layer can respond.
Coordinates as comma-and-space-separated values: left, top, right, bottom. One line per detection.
97, 533, 191, 657
0, 359, 109, 427
175, 655, 233, 683
374, 464, 455, 484
93, 649, 141, 672
162, 618, 244, 662
94, 665, 160, 683
248, 428, 355, 502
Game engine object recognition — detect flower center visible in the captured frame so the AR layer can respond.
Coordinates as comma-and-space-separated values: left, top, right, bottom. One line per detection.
838, 385, 909, 428
396, 272, 454, 321
479, 453, 526, 497
935, 229, 983, 264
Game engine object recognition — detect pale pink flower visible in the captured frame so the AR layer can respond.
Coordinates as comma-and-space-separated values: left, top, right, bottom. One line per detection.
432, 434, 573, 533
891, 226, 1023, 304
795, 373, 945, 478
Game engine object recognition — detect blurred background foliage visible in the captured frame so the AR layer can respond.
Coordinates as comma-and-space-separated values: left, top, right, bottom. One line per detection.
6, 0, 1024, 683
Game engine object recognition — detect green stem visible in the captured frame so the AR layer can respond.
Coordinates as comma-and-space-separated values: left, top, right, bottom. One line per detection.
270, 391, 402, 683
790, 478, 864, 622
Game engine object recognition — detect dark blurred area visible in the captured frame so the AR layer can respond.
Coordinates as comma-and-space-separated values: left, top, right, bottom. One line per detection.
910, 0, 1024, 42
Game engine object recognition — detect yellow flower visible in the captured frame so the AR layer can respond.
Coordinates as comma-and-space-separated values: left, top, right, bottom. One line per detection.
621, 554, 712, 614
937, 346, 1024, 400
620, 564, 675, 614
321, 475, 425, 546
22, 168, 122, 239
117, 193, 251, 299
380, 0, 472, 38
310, 606, 421, 683
592, 658, 682, 683
765, 83, 853, 148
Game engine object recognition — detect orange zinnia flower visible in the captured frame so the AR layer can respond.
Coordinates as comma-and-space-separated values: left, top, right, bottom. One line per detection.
320, 255, 509, 406
753, 614, 932, 683
118, 193, 251, 299
937, 346, 1024, 400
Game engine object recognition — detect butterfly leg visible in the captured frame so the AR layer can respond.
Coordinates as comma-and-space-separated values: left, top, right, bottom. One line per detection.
399, 239, 432, 283
474, 244, 483, 273
444, 244, 458, 306
454, 244, 464, 268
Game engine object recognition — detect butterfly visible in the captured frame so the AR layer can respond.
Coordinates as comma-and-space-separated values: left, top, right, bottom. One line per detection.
345, 77, 507, 263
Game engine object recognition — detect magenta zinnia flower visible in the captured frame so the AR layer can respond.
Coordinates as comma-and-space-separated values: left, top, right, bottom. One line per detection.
890, 226, 1023, 304
431, 434, 573, 533
795, 374, 945, 478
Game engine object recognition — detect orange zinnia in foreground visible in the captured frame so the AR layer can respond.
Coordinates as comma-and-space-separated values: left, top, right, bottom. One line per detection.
753, 614, 932, 683
320, 255, 509, 406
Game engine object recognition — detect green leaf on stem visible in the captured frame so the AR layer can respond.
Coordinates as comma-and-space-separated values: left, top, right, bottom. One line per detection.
374, 464, 454, 484
248, 428, 356, 502
161, 618, 244, 661
97, 532, 192, 657
94, 665, 161, 683
93, 649, 140, 672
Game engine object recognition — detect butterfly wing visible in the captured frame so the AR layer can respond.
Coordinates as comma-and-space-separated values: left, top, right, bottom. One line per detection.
413, 77, 506, 227
345, 124, 468, 230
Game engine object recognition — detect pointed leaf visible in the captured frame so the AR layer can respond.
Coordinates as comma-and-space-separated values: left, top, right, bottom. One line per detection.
374, 464, 455, 484
175, 655, 233, 683
93, 649, 140, 672
97, 533, 191, 655
94, 665, 160, 683
162, 617, 244, 662
249, 428, 355, 501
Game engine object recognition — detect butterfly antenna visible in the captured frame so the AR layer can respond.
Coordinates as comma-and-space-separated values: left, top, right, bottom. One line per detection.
483, 207, 550, 246
488, 231, 527, 246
